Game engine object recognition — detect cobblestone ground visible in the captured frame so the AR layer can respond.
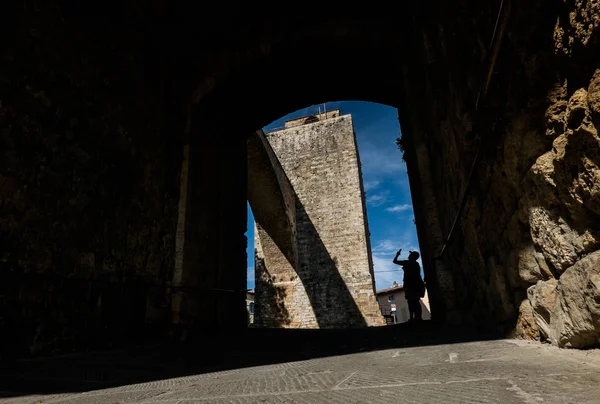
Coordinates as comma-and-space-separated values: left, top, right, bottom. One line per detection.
2, 339, 600, 403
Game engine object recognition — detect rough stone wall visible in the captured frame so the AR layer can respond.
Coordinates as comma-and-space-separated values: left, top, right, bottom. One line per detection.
5, 0, 600, 354
255, 114, 384, 328
524, 11, 600, 347
172, 128, 248, 331
248, 129, 299, 327
254, 224, 306, 327
400, 0, 600, 348
0, 2, 182, 357
2, 5, 407, 356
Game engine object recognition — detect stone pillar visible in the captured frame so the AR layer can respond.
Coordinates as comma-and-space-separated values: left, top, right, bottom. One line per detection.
171, 125, 248, 330
412, 141, 458, 324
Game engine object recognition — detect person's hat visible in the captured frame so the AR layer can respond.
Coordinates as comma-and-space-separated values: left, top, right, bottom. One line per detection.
409, 250, 420, 259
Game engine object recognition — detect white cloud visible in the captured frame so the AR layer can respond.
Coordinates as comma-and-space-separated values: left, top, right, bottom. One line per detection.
366, 190, 389, 207
372, 237, 418, 255
372, 253, 403, 290
364, 180, 380, 191
372, 239, 399, 254
386, 204, 412, 213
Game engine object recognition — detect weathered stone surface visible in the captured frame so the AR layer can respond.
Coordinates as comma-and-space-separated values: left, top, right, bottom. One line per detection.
254, 230, 296, 328
529, 251, 600, 348
528, 207, 589, 274
254, 113, 384, 328
396, 0, 600, 348
518, 243, 554, 284
528, 279, 559, 343
588, 69, 600, 123
3, 0, 600, 356
554, 0, 600, 56
247, 130, 297, 267
519, 72, 600, 346
513, 299, 540, 341
525, 77, 600, 277
524, 88, 599, 272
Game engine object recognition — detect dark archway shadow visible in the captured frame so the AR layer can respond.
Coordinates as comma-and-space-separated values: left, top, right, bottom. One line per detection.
190, 36, 446, 329
0, 322, 507, 397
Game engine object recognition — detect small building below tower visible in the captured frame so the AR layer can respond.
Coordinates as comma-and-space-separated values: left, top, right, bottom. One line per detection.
376, 281, 431, 324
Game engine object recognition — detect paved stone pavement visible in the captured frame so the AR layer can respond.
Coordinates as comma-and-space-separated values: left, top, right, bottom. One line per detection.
2, 339, 600, 403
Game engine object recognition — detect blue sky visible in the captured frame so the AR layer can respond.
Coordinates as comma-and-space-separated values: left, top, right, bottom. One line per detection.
246, 101, 421, 291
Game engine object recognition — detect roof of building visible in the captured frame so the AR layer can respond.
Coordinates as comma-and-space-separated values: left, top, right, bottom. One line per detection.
376, 285, 404, 295
247, 289, 254, 294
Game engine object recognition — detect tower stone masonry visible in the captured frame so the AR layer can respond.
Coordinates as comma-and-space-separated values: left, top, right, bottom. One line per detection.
254, 109, 385, 328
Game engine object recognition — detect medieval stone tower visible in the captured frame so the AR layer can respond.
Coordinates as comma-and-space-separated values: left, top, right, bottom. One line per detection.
254, 109, 385, 328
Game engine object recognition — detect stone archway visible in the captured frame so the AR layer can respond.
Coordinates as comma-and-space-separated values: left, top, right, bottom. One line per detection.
2, 1, 600, 357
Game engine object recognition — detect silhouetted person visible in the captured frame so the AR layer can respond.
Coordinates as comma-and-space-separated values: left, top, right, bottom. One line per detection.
393, 249, 425, 322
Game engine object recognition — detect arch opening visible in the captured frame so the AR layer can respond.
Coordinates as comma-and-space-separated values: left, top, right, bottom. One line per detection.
7, 2, 600, 361
245, 101, 430, 328
176, 20, 451, 338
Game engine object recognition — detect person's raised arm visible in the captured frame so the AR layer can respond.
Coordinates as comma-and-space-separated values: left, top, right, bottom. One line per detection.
392, 249, 405, 265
